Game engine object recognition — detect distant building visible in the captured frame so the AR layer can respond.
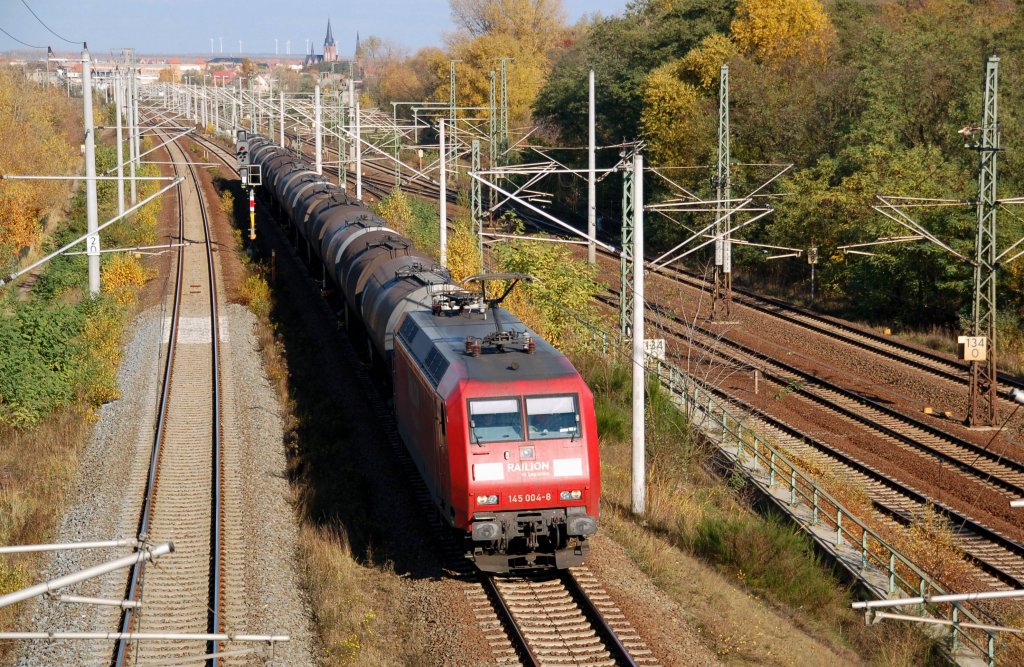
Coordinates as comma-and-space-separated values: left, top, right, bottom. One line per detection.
305, 18, 340, 66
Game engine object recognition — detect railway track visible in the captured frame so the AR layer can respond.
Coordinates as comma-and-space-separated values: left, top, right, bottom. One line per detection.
598, 292, 1024, 590
475, 569, 654, 667
609, 286, 1024, 500
113, 132, 225, 666
190, 130, 657, 667
653, 262, 1024, 399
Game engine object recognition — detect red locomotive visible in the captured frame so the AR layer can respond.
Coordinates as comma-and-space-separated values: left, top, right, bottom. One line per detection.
248, 136, 600, 572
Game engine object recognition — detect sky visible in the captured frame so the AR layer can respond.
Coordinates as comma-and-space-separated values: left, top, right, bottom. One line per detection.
0, 0, 631, 57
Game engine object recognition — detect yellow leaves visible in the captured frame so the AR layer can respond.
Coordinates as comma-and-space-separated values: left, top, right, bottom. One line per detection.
240, 274, 272, 318
101, 253, 147, 305
444, 0, 568, 127
374, 188, 416, 237
220, 190, 235, 219
445, 218, 482, 284
0, 180, 43, 255
680, 34, 739, 89
639, 62, 709, 167
730, 0, 834, 66
489, 219, 601, 348
444, 31, 551, 129
0, 69, 78, 259
450, 0, 567, 49
75, 301, 126, 406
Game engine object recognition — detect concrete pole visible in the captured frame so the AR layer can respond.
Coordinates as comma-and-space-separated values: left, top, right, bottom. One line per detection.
355, 98, 362, 201
82, 47, 100, 297
314, 84, 322, 175
439, 120, 447, 267
115, 69, 125, 216
127, 63, 137, 205
348, 78, 356, 194
279, 91, 285, 146
587, 68, 596, 265
214, 81, 219, 133
631, 151, 645, 516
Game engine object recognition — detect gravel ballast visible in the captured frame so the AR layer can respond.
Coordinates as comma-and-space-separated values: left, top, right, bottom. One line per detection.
11, 304, 316, 666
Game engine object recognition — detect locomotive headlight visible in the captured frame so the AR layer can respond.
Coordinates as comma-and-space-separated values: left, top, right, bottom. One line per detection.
476, 494, 499, 505
560, 490, 583, 501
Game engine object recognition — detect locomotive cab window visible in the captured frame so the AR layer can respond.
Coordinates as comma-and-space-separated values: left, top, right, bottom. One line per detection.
526, 395, 580, 440
468, 398, 523, 443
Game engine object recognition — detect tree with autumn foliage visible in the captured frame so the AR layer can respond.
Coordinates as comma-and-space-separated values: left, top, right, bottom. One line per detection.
443, 0, 569, 128
0, 69, 79, 275
639, 61, 713, 167
730, 0, 834, 65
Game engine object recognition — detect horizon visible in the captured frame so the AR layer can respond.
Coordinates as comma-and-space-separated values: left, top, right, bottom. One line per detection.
0, 1, 629, 58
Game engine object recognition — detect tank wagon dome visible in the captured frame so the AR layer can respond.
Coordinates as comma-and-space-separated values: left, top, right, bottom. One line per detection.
281, 172, 329, 217
362, 263, 459, 357
339, 233, 415, 312
265, 159, 305, 192
290, 180, 336, 229
318, 206, 378, 264
306, 190, 353, 224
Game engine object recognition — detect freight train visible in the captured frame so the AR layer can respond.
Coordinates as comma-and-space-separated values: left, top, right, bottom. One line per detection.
243, 134, 600, 572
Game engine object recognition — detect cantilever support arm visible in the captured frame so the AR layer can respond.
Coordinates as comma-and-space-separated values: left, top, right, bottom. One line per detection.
873, 196, 972, 264
0, 177, 183, 289
0, 542, 173, 609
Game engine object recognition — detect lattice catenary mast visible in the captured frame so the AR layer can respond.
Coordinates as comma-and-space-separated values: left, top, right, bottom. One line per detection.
968, 55, 1000, 427
712, 64, 731, 319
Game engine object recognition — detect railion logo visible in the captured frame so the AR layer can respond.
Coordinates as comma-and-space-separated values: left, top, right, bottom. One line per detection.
507, 461, 550, 473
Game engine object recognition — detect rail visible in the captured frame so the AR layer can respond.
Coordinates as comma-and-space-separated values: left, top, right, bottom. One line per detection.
578, 324, 1000, 666
113, 133, 223, 666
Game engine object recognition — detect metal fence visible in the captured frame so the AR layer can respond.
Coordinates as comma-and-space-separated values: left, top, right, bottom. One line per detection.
577, 326, 1000, 666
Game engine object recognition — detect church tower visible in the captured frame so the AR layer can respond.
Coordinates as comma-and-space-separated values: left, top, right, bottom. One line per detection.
323, 18, 337, 62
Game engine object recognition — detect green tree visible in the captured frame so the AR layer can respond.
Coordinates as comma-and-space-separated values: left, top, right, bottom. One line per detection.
770, 143, 973, 324
490, 218, 601, 347
534, 0, 734, 146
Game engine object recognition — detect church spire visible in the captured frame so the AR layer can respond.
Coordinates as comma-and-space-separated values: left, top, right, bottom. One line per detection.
325, 18, 335, 47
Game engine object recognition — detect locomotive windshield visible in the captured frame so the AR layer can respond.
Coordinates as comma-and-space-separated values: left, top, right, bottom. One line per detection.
526, 395, 580, 440
469, 398, 524, 443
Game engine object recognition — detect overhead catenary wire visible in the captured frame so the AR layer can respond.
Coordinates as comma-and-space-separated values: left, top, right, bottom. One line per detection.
20, 0, 80, 45
0, 25, 46, 49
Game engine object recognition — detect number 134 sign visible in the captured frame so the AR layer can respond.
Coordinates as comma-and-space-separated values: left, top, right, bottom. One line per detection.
958, 336, 987, 361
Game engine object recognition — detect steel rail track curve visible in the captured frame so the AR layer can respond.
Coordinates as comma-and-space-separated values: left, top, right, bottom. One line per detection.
654, 262, 1024, 398
113, 130, 223, 667
596, 292, 1024, 590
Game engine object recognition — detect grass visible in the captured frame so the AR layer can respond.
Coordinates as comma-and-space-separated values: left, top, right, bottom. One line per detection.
0, 111, 160, 658
0, 408, 92, 657
572, 350, 944, 665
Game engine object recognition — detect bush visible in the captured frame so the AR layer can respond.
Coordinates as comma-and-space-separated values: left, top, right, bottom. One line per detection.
690, 511, 839, 611
241, 273, 271, 318
101, 253, 147, 305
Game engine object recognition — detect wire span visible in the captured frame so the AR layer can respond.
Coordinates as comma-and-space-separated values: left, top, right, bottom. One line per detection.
20, 0, 80, 46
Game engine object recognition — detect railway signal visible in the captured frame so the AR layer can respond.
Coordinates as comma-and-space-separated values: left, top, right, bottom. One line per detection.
236, 129, 260, 239
248, 189, 256, 240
